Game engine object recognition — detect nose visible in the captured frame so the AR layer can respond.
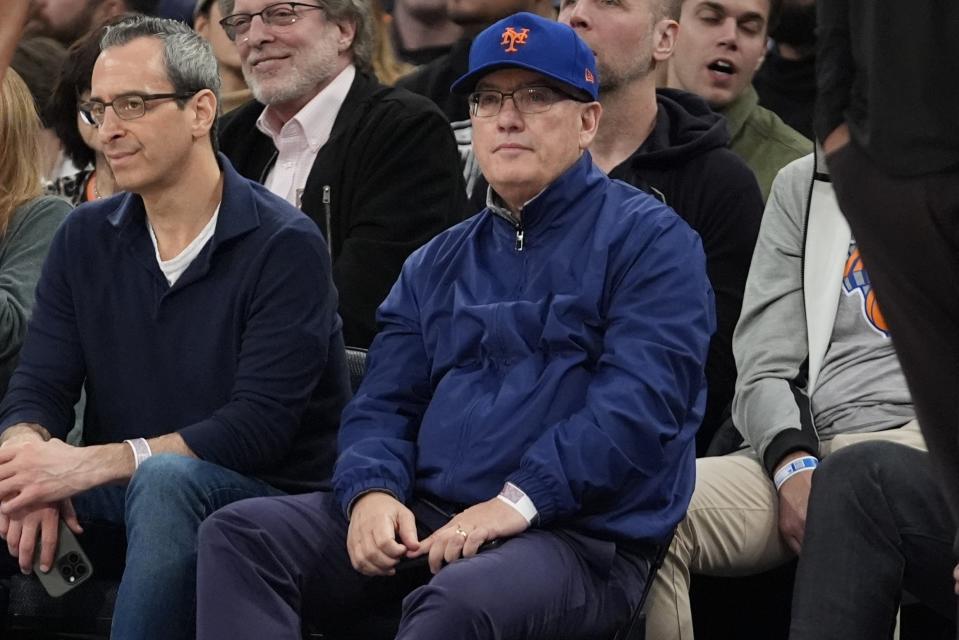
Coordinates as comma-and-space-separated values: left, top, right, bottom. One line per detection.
560, 2, 589, 30
243, 14, 274, 48
495, 95, 525, 132
96, 107, 125, 145
717, 17, 739, 48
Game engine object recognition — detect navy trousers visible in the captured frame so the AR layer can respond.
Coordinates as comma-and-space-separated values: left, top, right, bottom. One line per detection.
196, 491, 651, 640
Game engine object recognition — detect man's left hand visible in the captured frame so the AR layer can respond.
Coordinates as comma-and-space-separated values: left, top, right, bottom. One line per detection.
408, 497, 529, 574
0, 439, 95, 515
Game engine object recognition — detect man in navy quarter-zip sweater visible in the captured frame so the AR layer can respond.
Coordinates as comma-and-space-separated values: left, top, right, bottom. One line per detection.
0, 16, 350, 640
217, 0, 465, 349
197, 13, 713, 640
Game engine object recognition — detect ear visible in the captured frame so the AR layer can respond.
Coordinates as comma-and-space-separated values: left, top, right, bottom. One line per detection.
757, 34, 769, 67
194, 14, 211, 38
334, 17, 357, 54
577, 101, 603, 150
652, 18, 679, 63
191, 89, 218, 142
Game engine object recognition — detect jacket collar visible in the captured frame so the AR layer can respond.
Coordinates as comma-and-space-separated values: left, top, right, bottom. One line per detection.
326, 72, 383, 147
717, 84, 759, 142
107, 153, 261, 287
221, 72, 385, 185
487, 151, 603, 232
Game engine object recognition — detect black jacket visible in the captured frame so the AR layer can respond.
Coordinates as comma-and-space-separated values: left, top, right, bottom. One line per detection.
609, 89, 764, 453
753, 48, 815, 139
219, 72, 466, 348
396, 37, 472, 123
815, 0, 959, 176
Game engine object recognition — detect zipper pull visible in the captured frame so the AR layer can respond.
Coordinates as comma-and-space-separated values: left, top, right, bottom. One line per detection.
322, 185, 333, 255
515, 226, 525, 252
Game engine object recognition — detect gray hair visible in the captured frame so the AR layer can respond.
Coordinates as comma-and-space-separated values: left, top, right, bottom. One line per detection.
100, 15, 222, 150
219, 0, 374, 73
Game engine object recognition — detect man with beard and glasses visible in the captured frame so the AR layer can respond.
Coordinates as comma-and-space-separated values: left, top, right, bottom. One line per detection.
666, 0, 811, 200
217, 0, 465, 348
752, 0, 815, 138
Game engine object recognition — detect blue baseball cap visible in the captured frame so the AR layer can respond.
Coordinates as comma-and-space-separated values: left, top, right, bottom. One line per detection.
450, 12, 599, 101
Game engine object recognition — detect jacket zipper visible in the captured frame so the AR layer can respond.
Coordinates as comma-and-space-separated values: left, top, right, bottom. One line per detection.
489, 208, 526, 251
322, 185, 333, 255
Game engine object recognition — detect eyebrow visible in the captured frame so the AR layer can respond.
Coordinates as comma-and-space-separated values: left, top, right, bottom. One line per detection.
697, 1, 766, 24
86, 90, 159, 102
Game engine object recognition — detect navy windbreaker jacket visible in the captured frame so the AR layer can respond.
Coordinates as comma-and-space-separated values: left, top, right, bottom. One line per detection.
333, 153, 715, 542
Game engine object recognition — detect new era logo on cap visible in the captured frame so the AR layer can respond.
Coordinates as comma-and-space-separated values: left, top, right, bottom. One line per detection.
450, 12, 599, 101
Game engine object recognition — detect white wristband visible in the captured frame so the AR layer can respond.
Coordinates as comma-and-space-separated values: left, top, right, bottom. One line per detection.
124, 438, 153, 471
497, 482, 538, 525
774, 455, 818, 491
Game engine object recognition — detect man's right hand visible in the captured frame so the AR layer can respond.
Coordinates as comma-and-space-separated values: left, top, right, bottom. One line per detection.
0, 498, 81, 574
346, 492, 419, 577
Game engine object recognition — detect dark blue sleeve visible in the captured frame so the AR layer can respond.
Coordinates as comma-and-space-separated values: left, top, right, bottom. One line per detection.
0, 221, 85, 438
332, 262, 431, 516
177, 221, 338, 472
506, 210, 715, 526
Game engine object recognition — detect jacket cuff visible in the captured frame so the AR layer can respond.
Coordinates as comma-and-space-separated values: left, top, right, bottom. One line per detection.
336, 479, 407, 520
505, 469, 557, 525
0, 411, 62, 440
762, 429, 820, 479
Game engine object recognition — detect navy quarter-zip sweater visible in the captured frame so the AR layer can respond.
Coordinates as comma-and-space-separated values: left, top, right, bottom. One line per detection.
0, 155, 351, 493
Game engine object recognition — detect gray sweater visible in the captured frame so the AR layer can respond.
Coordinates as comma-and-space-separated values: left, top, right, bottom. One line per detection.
0, 195, 71, 397
732, 155, 911, 474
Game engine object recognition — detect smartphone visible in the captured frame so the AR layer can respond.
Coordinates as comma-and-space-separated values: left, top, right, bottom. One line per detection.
33, 519, 94, 597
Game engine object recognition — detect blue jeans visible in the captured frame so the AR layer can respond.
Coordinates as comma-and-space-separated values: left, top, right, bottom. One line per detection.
70, 454, 283, 640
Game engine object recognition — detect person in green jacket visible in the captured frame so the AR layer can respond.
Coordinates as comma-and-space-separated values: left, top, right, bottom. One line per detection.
0, 69, 71, 396
665, 0, 811, 200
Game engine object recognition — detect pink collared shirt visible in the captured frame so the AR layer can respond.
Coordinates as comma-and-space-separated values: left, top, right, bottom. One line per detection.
256, 65, 356, 208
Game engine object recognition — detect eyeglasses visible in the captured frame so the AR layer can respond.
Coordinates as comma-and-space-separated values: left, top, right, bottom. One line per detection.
468, 86, 584, 118
78, 92, 198, 127
78, 104, 97, 127
219, 2, 324, 41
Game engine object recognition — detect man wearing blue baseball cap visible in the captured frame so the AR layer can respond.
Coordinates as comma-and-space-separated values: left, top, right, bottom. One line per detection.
194, 12, 714, 640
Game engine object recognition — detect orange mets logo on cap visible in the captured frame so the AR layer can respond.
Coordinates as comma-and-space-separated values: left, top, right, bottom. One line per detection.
585, 68, 595, 84
500, 26, 530, 53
